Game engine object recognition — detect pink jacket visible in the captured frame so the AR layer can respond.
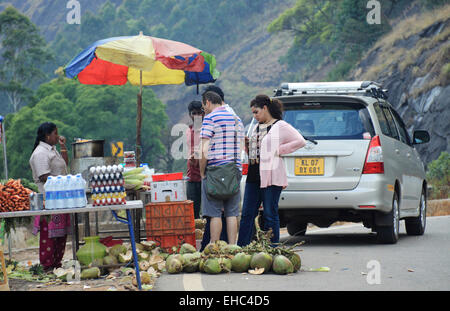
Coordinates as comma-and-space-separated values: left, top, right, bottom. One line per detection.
259, 120, 306, 188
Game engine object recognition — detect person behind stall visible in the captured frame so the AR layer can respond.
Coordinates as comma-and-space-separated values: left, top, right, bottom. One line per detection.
186, 100, 204, 219
237, 95, 306, 246
29, 122, 71, 271
199, 91, 244, 245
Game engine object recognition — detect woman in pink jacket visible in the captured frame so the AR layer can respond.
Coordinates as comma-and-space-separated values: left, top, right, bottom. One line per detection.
238, 95, 306, 246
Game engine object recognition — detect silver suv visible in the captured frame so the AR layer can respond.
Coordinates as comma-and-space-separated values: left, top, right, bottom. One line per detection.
242, 81, 430, 244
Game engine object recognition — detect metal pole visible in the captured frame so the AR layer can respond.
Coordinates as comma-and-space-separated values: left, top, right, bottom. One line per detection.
0, 117, 11, 260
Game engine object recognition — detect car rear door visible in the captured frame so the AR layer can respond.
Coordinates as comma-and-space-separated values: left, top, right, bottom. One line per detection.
280, 97, 375, 191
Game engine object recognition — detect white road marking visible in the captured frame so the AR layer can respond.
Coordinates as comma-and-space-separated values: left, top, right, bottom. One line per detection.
183, 272, 205, 291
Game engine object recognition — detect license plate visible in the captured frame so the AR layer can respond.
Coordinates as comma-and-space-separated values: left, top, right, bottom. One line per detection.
295, 157, 324, 175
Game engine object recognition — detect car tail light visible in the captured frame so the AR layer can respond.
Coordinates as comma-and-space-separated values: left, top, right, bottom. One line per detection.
362, 135, 384, 174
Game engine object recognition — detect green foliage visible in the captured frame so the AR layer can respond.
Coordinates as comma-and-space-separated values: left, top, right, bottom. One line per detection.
427, 152, 450, 199
0, 78, 167, 180
268, 0, 392, 80
0, 6, 53, 113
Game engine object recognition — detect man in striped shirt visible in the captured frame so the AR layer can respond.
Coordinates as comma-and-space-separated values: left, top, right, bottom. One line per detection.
199, 91, 244, 244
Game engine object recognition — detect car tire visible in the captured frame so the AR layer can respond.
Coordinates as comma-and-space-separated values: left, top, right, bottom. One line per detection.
405, 189, 426, 236
377, 192, 400, 244
287, 222, 307, 236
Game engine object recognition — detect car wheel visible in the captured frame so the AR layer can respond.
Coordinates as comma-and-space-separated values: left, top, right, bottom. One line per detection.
287, 222, 307, 236
405, 189, 426, 236
377, 192, 400, 244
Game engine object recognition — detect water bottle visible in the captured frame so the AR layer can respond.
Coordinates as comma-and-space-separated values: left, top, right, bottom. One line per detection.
44, 176, 55, 210
75, 174, 87, 207
54, 176, 64, 209
64, 175, 76, 208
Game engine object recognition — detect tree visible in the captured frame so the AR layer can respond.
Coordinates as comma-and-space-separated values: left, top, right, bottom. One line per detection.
0, 6, 53, 113
2, 78, 168, 180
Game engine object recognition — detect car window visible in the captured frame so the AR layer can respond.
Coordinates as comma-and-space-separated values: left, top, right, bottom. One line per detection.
381, 106, 400, 140
390, 108, 412, 146
283, 102, 375, 140
373, 103, 392, 137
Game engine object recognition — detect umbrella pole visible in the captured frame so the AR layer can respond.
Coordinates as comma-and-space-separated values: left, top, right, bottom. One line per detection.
136, 70, 143, 167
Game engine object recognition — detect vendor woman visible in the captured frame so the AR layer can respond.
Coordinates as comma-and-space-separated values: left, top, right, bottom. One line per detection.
29, 122, 71, 271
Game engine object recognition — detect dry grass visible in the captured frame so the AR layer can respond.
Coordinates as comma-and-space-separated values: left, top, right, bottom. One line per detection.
427, 199, 450, 217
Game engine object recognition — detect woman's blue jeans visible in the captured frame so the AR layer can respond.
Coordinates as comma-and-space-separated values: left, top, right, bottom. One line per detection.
237, 183, 283, 246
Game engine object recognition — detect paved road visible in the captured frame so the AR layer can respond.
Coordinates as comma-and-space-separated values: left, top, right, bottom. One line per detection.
154, 216, 450, 291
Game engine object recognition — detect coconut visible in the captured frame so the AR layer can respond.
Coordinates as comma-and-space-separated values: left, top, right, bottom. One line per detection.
182, 253, 201, 273
103, 255, 119, 272
222, 244, 242, 255
202, 243, 218, 256
89, 258, 105, 275
231, 252, 252, 273
195, 218, 206, 229
203, 258, 222, 274
272, 255, 294, 275
141, 240, 158, 251
288, 253, 301, 272
133, 271, 152, 286
218, 257, 232, 273
250, 252, 273, 273
81, 267, 101, 280
166, 254, 185, 266
118, 250, 133, 263
109, 244, 127, 258
215, 240, 228, 250
199, 258, 206, 272
180, 243, 197, 254
139, 261, 150, 271
138, 252, 149, 261
166, 258, 183, 274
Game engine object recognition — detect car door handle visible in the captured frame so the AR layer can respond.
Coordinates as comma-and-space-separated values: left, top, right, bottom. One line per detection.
395, 149, 400, 154
406, 152, 411, 158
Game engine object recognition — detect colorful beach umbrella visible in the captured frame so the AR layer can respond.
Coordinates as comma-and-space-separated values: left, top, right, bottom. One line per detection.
64, 32, 220, 164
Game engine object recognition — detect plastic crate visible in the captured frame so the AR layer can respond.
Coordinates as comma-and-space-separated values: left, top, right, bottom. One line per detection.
151, 172, 183, 182
146, 233, 196, 253
145, 200, 194, 236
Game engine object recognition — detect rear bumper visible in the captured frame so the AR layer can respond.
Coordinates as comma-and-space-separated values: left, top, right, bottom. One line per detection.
279, 174, 394, 213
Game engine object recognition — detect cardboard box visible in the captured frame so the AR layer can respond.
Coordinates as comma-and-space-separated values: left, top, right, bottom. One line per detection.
150, 179, 186, 203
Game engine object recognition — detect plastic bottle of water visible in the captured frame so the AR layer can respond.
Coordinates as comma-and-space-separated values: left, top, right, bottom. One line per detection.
54, 176, 64, 209
75, 174, 87, 207
64, 175, 76, 208
44, 176, 55, 210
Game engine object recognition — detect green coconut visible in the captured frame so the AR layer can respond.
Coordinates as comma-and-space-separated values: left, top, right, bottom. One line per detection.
166, 254, 185, 266
218, 257, 232, 273
182, 253, 201, 273
166, 258, 183, 274
202, 243, 218, 256
203, 258, 222, 274
81, 267, 101, 280
288, 253, 302, 272
272, 255, 294, 275
179, 243, 197, 254
250, 252, 273, 273
89, 258, 105, 275
109, 244, 127, 257
215, 240, 228, 250
231, 252, 252, 273
199, 258, 206, 272
103, 255, 119, 272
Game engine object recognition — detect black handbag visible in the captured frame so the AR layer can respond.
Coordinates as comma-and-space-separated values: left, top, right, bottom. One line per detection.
205, 116, 241, 200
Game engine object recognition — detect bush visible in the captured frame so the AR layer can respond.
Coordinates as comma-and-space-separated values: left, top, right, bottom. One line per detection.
427, 151, 450, 199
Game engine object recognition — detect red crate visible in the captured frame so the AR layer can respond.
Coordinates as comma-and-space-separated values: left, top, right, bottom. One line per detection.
151, 172, 183, 182
146, 233, 196, 253
145, 200, 194, 236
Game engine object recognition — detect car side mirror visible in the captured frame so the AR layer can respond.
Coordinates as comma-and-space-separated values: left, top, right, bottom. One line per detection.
412, 130, 430, 145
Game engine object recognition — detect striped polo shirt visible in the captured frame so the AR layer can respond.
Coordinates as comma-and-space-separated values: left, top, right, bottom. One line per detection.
200, 106, 244, 168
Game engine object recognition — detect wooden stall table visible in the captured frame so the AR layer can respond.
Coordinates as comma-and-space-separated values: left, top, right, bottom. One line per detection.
0, 200, 144, 290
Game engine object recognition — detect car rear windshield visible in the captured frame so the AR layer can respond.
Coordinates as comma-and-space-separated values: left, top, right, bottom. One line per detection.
283, 102, 375, 140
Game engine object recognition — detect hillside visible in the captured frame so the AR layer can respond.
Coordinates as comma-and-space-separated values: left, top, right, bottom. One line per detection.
0, 0, 448, 167
349, 4, 450, 164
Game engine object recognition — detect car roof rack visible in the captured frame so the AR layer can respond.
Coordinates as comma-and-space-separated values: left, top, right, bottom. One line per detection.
274, 81, 388, 99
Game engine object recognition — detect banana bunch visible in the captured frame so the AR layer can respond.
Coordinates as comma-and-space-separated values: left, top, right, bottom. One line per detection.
123, 167, 149, 191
